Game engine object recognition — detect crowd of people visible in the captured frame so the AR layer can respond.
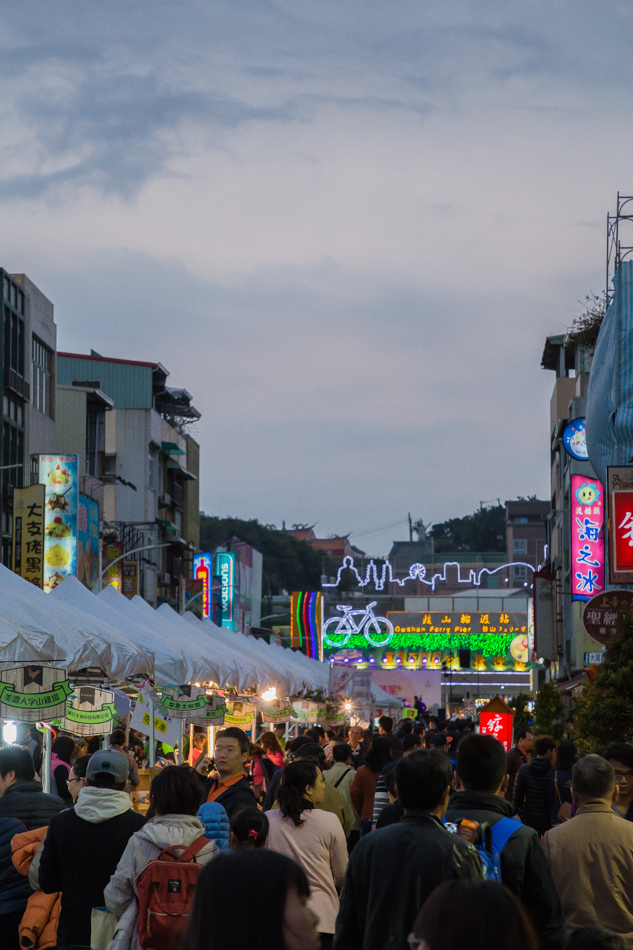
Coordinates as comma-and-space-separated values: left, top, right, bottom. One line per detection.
0, 714, 630, 949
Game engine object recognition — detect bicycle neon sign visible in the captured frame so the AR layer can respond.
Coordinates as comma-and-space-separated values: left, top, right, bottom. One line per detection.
323, 602, 394, 648
321, 556, 535, 592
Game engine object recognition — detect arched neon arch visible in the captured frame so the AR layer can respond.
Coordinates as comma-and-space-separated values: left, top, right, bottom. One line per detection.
321, 556, 535, 592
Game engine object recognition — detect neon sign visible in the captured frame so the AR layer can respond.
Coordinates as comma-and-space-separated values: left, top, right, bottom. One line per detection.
193, 552, 212, 620
215, 552, 235, 630
322, 556, 535, 592
291, 592, 323, 660
571, 476, 604, 602
323, 602, 394, 648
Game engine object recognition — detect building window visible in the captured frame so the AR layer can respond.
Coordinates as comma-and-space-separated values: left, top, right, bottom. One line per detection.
32, 337, 53, 417
513, 564, 528, 582
514, 517, 528, 524
513, 538, 528, 555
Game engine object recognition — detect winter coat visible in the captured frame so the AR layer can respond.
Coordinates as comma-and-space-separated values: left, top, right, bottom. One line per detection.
506, 745, 528, 801
0, 781, 64, 830
513, 757, 553, 835
334, 810, 483, 950
38, 787, 146, 948
104, 814, 216, 950
350, 765, 378, 821
197, 802, 230, 851
12, 826, 60, 950
325, 762, 360, 832
202, 775, 258, 819
445, 790, 565, 950
0, 816, 31, 916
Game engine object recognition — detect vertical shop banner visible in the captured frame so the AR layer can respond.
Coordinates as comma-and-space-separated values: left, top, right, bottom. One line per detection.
122, 562, 138, 598
12, 484, 45, 588
193, 553, 212, 619
571, 475, 605, 602
533, 572, 556, 661
479, 710, 513, 751
291, 591, 323, 659
608, 467, 633, 585
39, 455, 78, 593
77, 494, 100, 590
214, 552, 235, 630
103, 541, 123, 590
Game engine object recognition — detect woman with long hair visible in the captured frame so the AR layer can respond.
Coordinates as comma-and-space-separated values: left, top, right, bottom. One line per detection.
266, 760, 347, 950
50, 736, 75, 805
252, 731, 284, 800
350, 735, 393, 836
260, 731, 284, 767
185, 849, 319, 950
410, 880, 540, 950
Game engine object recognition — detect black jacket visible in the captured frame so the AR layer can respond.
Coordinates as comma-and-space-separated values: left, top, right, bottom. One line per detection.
513, 757, 553, 835
39, 803, 146, 947
506, 745, 528, 801
445, 791, 565, 950
334, 810, 482, 950
0, 781, 64, 830
202, 775, 257, 819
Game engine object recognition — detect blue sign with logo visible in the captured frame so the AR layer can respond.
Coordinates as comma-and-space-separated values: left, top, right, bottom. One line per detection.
563, 417, 589, 461
214, 552, 235, 630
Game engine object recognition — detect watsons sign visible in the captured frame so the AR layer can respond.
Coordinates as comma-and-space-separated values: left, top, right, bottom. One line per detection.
215, 552, 235, 630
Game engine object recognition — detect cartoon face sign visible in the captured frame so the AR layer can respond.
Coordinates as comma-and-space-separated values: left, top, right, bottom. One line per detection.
575, 482, 601, 506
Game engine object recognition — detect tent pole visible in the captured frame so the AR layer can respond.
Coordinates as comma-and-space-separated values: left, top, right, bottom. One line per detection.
42, 724, 52, 795
148, 697, 156, 767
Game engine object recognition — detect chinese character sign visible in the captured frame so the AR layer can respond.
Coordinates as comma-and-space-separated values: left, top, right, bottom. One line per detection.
608, 468, 633, 585
39, 455, 78, 593
103, 541, 123, 590
12, 485, 45, 588
480, 710, 513, 752
77, 493, 99, 590
571, 475, 605, 602
193, 553, 212, 619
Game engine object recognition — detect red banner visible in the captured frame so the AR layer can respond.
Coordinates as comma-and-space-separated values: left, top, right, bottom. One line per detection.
479, 710, 513, 752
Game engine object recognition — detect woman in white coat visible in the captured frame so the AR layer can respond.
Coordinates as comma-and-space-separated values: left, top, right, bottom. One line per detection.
105, 766, 216, 949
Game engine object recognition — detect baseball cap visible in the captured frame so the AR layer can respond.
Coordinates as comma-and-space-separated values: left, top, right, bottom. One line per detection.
86, 749, 129, 785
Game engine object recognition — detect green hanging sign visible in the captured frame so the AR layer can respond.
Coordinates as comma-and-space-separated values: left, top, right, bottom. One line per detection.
65, 701, 117, 726
160, 695, 207, 714
0, 678, 72, 713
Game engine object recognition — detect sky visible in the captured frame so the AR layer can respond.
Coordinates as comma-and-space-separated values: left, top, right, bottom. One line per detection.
1, 0, 631, 557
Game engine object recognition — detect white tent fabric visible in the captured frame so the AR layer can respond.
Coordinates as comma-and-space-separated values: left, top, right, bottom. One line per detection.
0, 564, 144, 677
97, 585, 192, 685
184, 614, 287, 694
160, 607, 258, 691
253, 639, 329, 693
153, 603, 249, 689
371, 682, 404, 708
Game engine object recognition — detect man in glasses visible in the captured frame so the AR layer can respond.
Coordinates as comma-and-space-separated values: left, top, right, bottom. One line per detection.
604, 742, 633, 821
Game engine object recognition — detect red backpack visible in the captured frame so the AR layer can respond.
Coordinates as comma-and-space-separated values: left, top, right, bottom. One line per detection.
136, 837, 209, 950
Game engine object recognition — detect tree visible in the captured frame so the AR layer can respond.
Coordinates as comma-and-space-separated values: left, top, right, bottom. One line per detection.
533, 682, 566, 740
573, 612, 633, 753
509, 693, 533, 734
198, 515, 322, 596
431, 504, 506, 553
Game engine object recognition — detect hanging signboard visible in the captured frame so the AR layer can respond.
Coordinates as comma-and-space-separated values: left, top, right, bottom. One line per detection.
103, 541, 123, 591
12, 485, 45, 588
215, 552, 235, 630
0, 666, 71, 722
570, 475, 605, 602
225, 700, 256, 727
251, 696, 295, 724
64, 686, 116, 736
39, 455, 78, 593
582, 589, 633, 647
129, 686, 181, 746
608, 467, 633, 585
562, 418, 589, 460
121, 562, 138, 599
478, 695, 514, 752
159, 685, 207, 719
187, 692, 227, 727
193, 553, 212, 619
77, 494, 100, 590
533, 572, 556, 661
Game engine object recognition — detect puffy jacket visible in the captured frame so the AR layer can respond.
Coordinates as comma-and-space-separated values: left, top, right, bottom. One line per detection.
104, 814, 216, 950
513, 757, 553, 835
334, 810, 482, 950
12, 827, 60, 950
445, 790, 565, 950
0, 781, 64, 830
0, 816, 32, 917
197, 802, 230, 851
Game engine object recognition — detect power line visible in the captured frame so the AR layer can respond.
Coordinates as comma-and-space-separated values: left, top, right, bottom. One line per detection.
350, 518, 409, 540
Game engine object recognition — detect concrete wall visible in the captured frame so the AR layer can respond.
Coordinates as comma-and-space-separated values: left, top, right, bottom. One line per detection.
16, 275, 57, 466
55, 387, 87, 462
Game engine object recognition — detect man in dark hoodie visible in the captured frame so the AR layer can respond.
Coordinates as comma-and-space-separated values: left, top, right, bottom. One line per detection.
445, 732, 565, 950
513, 735, 556, 836
197, 727, 257, 818
39, 749, 146, 950
0, 747, 63, 829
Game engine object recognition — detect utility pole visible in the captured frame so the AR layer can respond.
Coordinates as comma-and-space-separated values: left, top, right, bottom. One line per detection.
408, 512, 413, 542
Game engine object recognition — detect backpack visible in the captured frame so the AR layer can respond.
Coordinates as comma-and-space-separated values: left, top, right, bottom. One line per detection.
444, 817, 519, 882
136, 837, 209, 950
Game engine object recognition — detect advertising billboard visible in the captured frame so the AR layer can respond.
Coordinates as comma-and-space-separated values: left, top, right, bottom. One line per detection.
103, 541, 123, 590
193, 552, 213, 619
77, 493, 99, 590
215, 551, 235, 630
39, 455, 78, 593
571, 475, 605, 602
608, 467, 633, 585
12, 484, 45, 588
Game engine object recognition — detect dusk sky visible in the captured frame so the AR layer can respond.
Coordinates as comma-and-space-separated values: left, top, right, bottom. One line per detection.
1, 1, 630, 557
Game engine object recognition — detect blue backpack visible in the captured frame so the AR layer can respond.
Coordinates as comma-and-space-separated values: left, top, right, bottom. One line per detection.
444, 816, 520, 881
